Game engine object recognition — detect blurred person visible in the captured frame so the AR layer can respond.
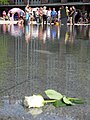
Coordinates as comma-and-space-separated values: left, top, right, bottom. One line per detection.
65, 6, 69, 23
51, 7, 57, 24
69, 6, 75, 25
39, 7, 43, 24
47, 7, 52, 24
43, 6, 47, 25
2, 10, 6, 20
14, 12, 19, 20
74, 9, 81, 23
35, 8, 39, 23
17, 16, 24, 25
60, 6, 67, 25
29, 7, 34, 23
25, 4, 30, 23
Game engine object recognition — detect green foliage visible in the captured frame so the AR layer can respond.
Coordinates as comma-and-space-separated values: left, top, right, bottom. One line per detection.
68, 98, 84, 104
53, 100, 66, 107
0, 0, 9, 4
23, 89, 85, 108
45, 89, 63, 100
62, 96, 74, 105
45, 89, 85, 107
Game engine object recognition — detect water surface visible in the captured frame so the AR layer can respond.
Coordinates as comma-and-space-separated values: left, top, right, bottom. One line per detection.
0, 24, 90, 120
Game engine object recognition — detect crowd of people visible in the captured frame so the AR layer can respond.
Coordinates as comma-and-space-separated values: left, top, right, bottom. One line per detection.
22, 5, 90, 25
1, 5, 90, 25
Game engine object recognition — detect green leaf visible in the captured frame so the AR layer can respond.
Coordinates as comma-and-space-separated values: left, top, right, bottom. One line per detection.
69, 98, 84, 104
53, 100, 66, 107
45, 89, 63, 100
63, 96, 74, 105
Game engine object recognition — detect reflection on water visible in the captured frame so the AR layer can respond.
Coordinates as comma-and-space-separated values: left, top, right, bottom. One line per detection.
0, 24, 89, 43
0, 24, 90, 119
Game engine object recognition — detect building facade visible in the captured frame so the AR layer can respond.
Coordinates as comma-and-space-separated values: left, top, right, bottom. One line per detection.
0, 0, 90, 5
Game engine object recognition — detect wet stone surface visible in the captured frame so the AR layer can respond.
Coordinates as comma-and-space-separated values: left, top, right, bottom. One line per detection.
0, 24, 90, 120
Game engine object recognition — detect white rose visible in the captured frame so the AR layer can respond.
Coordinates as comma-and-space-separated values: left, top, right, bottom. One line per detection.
23, 95, 44, 108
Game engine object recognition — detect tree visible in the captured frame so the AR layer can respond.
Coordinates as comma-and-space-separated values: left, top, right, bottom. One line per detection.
0, 0, 9, 4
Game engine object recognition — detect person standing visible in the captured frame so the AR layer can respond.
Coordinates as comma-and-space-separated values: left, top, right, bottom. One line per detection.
60, 6, 67, 41
2, 11, 6, 20
43, 6, 47, 25
39, 7, 43, 24
60, 6, 67, 25
35, 8, 39, 23
65, 6, 69, 23
51, 7, 57, 24
47, 7, 52, 24
25, 4, 29, 23
69, 6, 75, 25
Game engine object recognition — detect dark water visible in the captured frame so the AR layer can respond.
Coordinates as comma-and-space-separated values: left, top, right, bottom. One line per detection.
0, 24, 90, 120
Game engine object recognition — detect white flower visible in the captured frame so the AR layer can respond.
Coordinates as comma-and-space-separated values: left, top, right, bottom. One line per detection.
23, 95, 44, 108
